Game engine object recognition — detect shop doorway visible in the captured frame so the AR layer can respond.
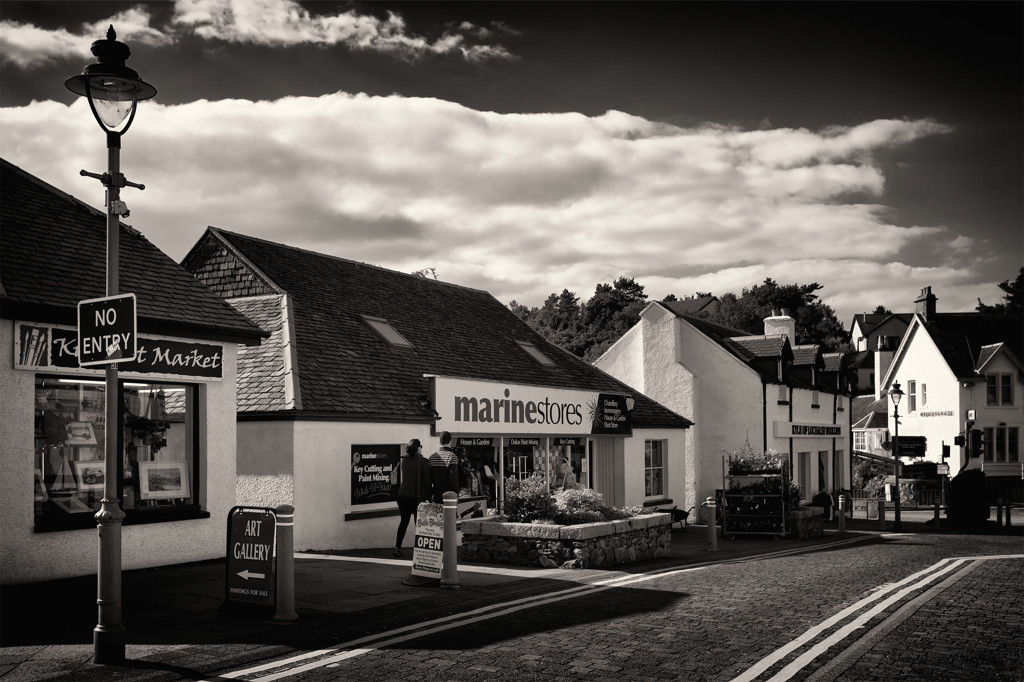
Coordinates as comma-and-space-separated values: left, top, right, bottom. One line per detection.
591, 437, 624, 508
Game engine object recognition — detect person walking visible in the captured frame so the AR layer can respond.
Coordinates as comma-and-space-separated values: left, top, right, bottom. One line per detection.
393, 438, 431, 557
429, 431, 460, 503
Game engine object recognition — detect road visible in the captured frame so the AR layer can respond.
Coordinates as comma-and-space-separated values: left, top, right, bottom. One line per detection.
200, 533, 1023, 682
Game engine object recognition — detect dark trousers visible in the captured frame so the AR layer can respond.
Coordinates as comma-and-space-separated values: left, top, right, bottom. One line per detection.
396, 495, 419, 547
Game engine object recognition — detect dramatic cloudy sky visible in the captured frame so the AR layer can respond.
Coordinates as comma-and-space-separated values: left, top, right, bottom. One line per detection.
2, 2, 1020, 327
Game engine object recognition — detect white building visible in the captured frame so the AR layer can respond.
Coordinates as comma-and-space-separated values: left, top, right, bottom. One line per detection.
594, 303, 852, 511
1, 160, 266, 584
879, 287, 1023, 493
182, 228, 693, 552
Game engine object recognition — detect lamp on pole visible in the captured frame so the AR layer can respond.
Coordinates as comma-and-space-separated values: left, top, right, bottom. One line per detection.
65, 25, 156, 665
889, 381, 904, 532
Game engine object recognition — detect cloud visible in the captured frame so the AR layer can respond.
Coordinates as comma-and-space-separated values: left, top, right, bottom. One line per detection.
0, 93, 978, 328
0, 1, 514, 69
172, 0, 514, 60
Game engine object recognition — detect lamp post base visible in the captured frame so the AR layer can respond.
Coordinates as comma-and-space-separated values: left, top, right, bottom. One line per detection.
93, 624, 125, 664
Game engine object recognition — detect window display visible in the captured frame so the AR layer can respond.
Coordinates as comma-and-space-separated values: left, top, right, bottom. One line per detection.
33, 375, 196, 529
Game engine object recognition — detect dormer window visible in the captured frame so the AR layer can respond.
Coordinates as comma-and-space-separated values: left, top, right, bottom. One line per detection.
360, 315, 414, 349
516, 340, 555, 366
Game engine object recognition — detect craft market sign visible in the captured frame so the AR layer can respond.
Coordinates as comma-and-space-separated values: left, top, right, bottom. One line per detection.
429, 376, 633, 436
14, 322, 223, 379
774, 421, 847, 439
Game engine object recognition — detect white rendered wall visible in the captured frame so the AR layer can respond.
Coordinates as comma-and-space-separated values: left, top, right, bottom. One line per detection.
623, 428, 687, 509
1, 320, 240, 584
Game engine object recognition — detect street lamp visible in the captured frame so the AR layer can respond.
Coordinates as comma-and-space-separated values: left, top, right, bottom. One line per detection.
889, 381, 904, 532
65, 25, 156, 665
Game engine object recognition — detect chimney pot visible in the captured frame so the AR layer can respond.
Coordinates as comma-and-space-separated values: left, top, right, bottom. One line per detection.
781, 308, 790, 316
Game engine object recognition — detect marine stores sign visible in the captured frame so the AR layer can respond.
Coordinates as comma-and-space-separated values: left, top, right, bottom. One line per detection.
429, 376, 632, 436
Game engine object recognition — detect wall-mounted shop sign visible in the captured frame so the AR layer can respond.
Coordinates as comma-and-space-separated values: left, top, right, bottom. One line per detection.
14, 322, 224, 379
774, 421, 847, 439
896, 435, 927, 458
456, 438, 494, 448
351, 444, 401, 506
919, 410, 954, 418
429, 376, 632, 436
508, 438, 540, 447
554, 438, 582, 447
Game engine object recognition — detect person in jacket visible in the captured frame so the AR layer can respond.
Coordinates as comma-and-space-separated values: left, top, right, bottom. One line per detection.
394, 438, 432, 557
429, 431, 460, 503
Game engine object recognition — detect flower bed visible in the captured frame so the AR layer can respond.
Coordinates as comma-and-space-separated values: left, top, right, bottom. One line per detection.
460, 513, 672, 569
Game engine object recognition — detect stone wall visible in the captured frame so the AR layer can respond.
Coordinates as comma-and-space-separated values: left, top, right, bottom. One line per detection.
789, 507, 825, 539
460, 513, 671, 569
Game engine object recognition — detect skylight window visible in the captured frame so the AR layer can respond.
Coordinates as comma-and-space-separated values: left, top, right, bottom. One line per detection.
516, 340, 555, 366
360, 315, 414, 349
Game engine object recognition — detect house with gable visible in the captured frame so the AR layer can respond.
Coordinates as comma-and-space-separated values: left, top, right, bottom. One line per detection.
182, 227, 692, 552
879, 287, 1023, 499
594, 302, 852, 512
0, 160, 267, 584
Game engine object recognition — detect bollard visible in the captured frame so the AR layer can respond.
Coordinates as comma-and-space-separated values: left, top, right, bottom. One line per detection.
1007, 505, 1013, 528
273, 504, 298, 621
440, 492, 461, 589
996, 499, 1003, 526
934, 501, 941, 529
838, 494, 846, 533
706, 497, 718, 551
878, 497, 886, 531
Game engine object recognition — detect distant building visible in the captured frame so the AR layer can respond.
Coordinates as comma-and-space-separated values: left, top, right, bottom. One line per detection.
849, 312, 912, 352
879, 287, 1022, 499
594, 304, 852, 509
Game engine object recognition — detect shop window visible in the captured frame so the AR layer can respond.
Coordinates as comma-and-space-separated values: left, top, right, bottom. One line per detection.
1010, 428, 1020, 462
995, 427, 1007, 462
34, 375, 201, 532
797, 452, 811, 501
984, 427, 994, 462
644, 440, 665, 499
818, 451, 828, 492
360, 315, 414, 349
908, 381, 917, 413
833, 450, 843, 490
515, 340, 555, 367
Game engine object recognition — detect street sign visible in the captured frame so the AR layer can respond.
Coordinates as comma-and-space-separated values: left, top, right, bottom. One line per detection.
77, 293, 137, 366
937, 463, 950, 476
897, 435, 927, 458
226, 507, 276, 605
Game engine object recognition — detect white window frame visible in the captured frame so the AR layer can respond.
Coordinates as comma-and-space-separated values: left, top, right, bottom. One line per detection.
644, 440, 666, 500
908, 380, 917, 413
984, 427, 995, 462
854, 431, 866, 452
987, 373, 1015, 406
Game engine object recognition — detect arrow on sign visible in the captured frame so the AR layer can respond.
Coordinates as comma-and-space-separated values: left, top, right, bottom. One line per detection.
236, 569, 265, 581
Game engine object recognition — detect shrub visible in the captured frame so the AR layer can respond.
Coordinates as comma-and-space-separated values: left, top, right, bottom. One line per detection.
503, 473, 557, 523
726, 439, 787, 475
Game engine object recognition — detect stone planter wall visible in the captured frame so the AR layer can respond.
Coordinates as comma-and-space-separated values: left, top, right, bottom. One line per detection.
789, 507, 825, 539
460, 513, 672, 569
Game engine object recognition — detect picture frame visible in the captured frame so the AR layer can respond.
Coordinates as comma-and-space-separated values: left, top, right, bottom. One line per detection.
66, 421, 98, 446
138, 461, 190, 500
51, 496, 93, 513
73, 460, 106, 491
34, 469, 48, 501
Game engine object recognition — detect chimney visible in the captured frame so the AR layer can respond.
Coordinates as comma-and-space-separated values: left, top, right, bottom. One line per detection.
764, 307, 796, 341
875, 335, 896, 401
914, 286, 937, 321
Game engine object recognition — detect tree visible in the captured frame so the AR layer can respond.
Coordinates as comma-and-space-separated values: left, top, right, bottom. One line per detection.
578, 278, 649, 361
661, 293, 678, 303
976, 267, 1023, 315
698, 278, 848, 351
871, 305, 892, 315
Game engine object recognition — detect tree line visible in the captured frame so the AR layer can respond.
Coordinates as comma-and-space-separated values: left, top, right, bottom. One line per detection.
508, 268, 1023, 363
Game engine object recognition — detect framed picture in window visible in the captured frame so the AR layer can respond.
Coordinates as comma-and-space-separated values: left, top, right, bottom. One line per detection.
138, 461, 190, 500
73, 460, 106, 491
66, 422, 98, 446
34, 469, 48, 501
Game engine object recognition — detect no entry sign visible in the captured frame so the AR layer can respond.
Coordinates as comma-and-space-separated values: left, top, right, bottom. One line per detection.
77, 293, 137, 366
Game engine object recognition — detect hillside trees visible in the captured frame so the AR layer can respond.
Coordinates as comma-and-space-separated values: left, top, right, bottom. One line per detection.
976, 267, 1023, 315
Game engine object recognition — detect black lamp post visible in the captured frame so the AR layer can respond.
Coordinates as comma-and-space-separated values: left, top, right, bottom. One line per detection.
889, 381, 904, 532
65, 25, 156, 665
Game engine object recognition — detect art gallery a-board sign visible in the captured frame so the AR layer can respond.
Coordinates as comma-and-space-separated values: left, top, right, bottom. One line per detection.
351, 444, 401, 506
77, 293, 137, 366
224, 506, 276, 607
14, 321, 224, 380
411, 502, 445, 579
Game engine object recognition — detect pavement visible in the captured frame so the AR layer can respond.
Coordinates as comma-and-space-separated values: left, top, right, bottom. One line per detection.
2, 507, 1021, 681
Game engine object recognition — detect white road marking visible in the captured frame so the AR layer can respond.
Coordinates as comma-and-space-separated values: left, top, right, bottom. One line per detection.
203, 535, 876, 682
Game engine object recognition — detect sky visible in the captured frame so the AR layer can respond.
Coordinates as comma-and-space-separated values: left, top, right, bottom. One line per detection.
1, 1, 1021, 329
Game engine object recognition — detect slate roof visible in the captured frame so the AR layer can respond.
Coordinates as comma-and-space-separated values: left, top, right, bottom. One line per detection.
851, 396, 888, 429
663, 296, 717, 316
822, 353, 844, 373
0, 159, 266, 345
792, 344, 823, 368
845, 350, 873, 370
921, 313, 1024, 378
850, 313, 911, 335
184, 228, 692, 428
722, 335, 791, 362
